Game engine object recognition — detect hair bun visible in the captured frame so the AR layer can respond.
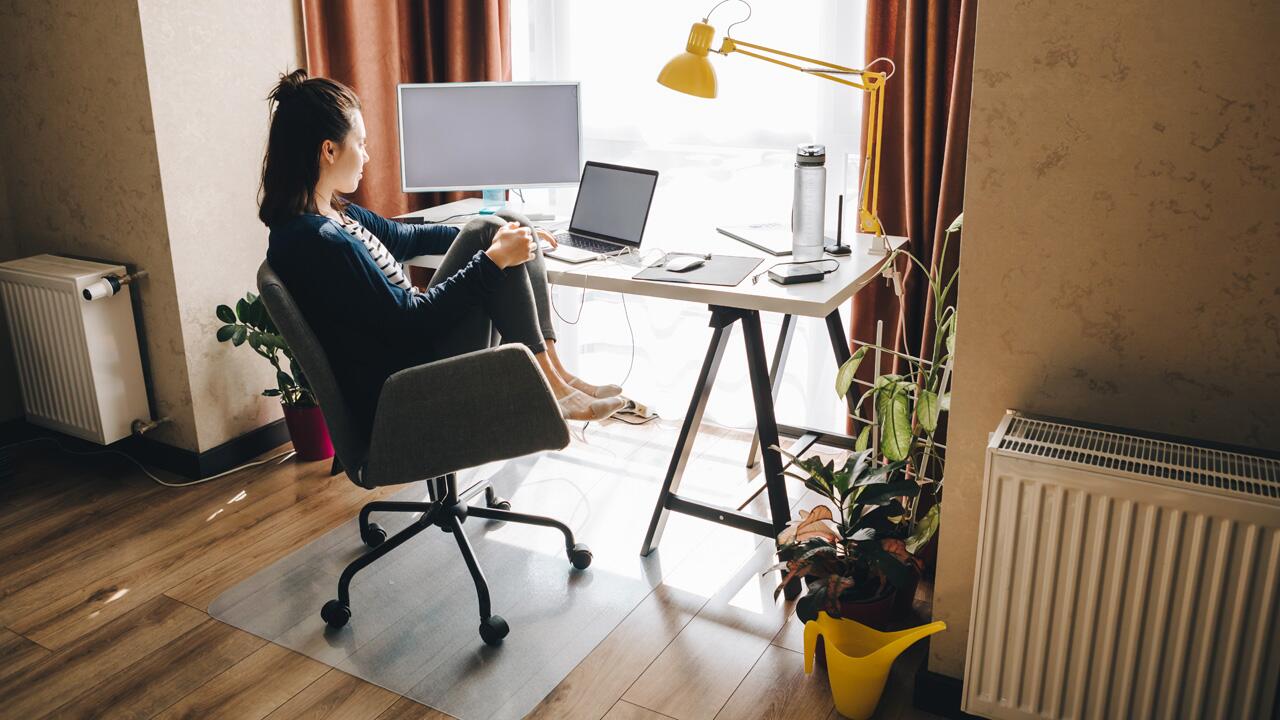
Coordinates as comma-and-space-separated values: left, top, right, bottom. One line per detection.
270, 69, 309, 106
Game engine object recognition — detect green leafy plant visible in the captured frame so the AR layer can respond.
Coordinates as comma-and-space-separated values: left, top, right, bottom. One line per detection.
215, 292, 315, 407
769, 448, 922, 623
833, 213, 962, 553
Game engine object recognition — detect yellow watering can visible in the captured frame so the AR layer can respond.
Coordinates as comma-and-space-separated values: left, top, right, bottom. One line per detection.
804, 613, 947, 720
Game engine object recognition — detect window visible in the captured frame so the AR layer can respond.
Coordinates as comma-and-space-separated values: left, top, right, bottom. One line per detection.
511, 0, 868, 433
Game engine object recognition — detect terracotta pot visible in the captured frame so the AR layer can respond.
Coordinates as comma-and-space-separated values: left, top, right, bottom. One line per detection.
283, 404, 334, 461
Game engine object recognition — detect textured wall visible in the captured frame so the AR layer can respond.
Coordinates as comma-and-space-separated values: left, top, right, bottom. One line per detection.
0, 0, 198, 447
137, 0, 305, 450
0, 1, 304, 453
932, 0, 1280, 678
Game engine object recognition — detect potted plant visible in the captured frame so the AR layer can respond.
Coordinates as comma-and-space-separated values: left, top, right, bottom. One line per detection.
215, 292, 333, 461
771, 448, 922, 627
834, 213, 963, 573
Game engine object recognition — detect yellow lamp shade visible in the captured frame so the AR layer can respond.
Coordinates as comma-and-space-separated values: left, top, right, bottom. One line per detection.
657, 22, 718, 98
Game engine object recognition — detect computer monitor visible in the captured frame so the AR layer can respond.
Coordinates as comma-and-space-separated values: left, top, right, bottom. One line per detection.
397, 81, 582, 192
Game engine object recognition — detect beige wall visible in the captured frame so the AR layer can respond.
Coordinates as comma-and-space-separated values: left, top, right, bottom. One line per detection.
0, 1, 303, 452
0, 0, 197, 447
137, 0, 305, 450
933, 0, 1280, 678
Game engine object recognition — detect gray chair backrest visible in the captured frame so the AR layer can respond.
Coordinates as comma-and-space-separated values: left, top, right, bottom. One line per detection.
257, 260, 368, 484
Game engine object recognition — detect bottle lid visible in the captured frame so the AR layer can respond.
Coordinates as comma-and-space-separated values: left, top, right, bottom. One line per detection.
796, 143, 826, 166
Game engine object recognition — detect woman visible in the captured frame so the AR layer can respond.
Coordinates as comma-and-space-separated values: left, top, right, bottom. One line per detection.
259, 69, 624, 435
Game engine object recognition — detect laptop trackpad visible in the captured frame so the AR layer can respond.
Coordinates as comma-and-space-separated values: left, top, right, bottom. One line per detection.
543, 243, 597, 263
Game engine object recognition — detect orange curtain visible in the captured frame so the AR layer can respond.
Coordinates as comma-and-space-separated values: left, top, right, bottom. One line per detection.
848, 0, 976, 391
302, 0, 512, 217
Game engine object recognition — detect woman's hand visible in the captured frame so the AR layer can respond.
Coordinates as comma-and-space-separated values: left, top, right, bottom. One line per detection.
535, 227, 558, 249
484, 222, 536, 269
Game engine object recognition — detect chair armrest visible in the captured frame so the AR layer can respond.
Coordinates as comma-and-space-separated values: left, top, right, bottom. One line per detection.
361, 345, 569, 487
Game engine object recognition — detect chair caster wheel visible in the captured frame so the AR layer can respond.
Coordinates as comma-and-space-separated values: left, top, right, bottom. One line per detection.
321, 599, 350, 628
479, 615, 509, 646
361, 522, 386, 548
569, 543, 593, 570
485, 487, 512, 511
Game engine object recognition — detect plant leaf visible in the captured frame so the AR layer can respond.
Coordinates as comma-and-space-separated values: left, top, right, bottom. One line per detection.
918, 389, 940, 434
877, 383, 913, 461
946, 212, 964, 232
277, 370, 293, 389
777, 506, 839, 545
261, 388, 282, 397
215, 305, 236, 324
856, 459, 906, 485
231, 326, 247, 346
216, 324, 236, 343
865, 546, 915, 590
835, 346, 868, 399
849, 502, 906, 536
235, 298, 251, 323
854, 424, 871, 452
791, 455, 836, 497
906, 504, 940, 555
856, 479, 921, 506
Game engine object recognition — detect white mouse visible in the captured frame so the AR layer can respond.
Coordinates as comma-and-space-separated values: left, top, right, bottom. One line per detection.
665, 256, 706, 273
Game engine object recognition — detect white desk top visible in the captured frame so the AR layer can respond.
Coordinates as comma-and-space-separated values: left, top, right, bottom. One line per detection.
400, 199, 907, 318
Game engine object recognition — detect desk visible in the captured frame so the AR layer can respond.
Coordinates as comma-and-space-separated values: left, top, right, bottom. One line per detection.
402, 199, 906, 586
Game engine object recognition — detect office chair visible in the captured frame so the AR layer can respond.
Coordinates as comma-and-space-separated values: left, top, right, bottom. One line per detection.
257, 261, 592, 646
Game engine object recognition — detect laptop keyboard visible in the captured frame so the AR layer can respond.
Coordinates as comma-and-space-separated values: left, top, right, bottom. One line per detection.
555, 232, 621, 254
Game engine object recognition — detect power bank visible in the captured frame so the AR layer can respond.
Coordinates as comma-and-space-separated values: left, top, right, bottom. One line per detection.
768, 264, 825, 285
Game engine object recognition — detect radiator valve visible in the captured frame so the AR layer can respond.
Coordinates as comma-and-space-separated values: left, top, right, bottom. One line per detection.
131, 417, 170, 436
83, 270, 149, 302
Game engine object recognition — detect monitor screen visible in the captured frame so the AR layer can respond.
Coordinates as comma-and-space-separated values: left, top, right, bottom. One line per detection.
398, 82, 582, 192
569, 162, 659, 246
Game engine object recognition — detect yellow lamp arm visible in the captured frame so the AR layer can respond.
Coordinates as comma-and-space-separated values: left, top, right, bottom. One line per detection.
718, 37, 888, 235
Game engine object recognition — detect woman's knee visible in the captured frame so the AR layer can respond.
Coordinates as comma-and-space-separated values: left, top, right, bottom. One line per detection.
494, 209, 532, 227
457, 215, 505, 250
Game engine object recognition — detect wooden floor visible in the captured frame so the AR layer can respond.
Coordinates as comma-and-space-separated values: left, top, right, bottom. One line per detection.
0, 418, 940, 720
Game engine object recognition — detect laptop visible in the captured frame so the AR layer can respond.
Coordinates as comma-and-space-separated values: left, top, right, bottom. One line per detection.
541, 161, 659, 263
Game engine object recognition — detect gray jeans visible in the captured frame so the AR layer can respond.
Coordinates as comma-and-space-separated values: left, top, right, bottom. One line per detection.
429, 209, 556, 359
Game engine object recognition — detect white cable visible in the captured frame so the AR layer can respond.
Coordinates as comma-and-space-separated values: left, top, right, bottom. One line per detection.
0, 436, 296, 488
618, 293, 637, 387
550, 284, 588, 325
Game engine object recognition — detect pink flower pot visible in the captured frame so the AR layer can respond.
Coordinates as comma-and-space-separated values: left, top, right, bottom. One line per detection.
283, 404, 334, 461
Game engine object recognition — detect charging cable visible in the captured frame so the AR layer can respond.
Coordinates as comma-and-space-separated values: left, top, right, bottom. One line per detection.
0, 436, 296, 488
751, 259, 840, 284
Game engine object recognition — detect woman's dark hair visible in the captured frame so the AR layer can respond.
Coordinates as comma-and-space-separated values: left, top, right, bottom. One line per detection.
258, 69, 361, 227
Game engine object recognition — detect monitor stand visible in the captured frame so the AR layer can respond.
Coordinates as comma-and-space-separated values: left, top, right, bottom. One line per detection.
481, 188, 506, 210
477, 189, 558, 222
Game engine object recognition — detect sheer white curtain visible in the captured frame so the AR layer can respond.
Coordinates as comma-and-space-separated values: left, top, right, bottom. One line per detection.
511, 0, 867, 433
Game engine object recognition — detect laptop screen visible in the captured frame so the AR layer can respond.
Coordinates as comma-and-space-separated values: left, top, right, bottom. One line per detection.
569, 162, 659, 247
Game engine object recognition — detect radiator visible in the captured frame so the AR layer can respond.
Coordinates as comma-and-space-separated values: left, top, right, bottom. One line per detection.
0, 254, 150, 445
964, 411, 1280, 720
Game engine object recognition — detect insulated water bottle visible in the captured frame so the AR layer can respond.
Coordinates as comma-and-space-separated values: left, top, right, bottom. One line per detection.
792, 144, 826, 262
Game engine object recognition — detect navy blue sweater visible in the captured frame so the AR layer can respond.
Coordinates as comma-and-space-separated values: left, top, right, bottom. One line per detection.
267, 204, 503, 439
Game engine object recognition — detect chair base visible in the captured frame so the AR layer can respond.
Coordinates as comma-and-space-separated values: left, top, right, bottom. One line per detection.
322, 473, 591, 646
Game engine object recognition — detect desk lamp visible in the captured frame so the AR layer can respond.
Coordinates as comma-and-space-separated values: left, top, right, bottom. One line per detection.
658, 0, 893, 255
